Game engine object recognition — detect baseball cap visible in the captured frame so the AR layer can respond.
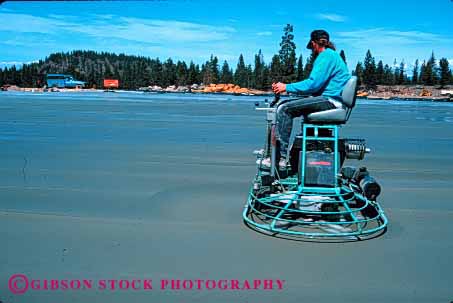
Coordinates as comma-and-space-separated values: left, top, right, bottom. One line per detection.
306, 30, 330, 49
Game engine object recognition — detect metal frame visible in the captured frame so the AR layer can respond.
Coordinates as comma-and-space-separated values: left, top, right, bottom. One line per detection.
300, 124, 339, 192
244, 122, 388, 240
243, 184, 388, 238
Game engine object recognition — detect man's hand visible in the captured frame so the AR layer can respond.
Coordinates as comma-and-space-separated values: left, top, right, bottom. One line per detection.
272, 82, 286, 94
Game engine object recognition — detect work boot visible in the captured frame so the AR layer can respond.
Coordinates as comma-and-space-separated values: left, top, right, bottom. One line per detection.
256, 158, 289, 169
278, 158, 289, 169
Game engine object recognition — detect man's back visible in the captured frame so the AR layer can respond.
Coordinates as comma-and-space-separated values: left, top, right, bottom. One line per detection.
286, 48, 351, 101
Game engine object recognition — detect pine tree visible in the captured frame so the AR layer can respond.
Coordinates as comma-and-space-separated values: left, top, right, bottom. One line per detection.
412, 59, 419, 84
428, 51, 438, 85
3, 67, 11, 84
270, 54, 282, 83
296, 55, 304, 81
210, 55, 219, 84
187, 61, 199, 85
420, 60, 427, 85
376, 60, 384, 85
253, 50, 265, 89
200, 63, 207, 85
162, 58, 176, 87
202, 61, 211, 85
176, 61, 188, 86
262, 65, 271, 89
150, 58, 163, 86
219, 60, 232, 84
383, 64, 394, 85
439, 58, 450, 88
363, 50, 376, 88
393, 59, 399, 85
246, 64, 253, 88
11, 65, 20, 85
353, 62, 364, 86
339, 50, 347, 64
278, 24, 297, 83
234, 54, 248, 87
202, 55, 219, 85
196, 64, 203, 84
398, 61, 405, 85
422, 52, 437, 85
303, 53, 316, 78
421, 59, 433, 85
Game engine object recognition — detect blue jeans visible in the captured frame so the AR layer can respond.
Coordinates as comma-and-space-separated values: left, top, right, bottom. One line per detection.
276, 96, 336, 158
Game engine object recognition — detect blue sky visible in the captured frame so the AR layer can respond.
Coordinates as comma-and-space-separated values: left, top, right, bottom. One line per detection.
0, 0, 452, 71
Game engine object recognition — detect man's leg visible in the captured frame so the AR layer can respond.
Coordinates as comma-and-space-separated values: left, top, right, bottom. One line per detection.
276, 96, 336, 159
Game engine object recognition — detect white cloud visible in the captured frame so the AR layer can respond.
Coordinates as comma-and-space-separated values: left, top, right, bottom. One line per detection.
2, 34, 56, 47
317, 13, 346, 22
91, 14, 116, 20
448, 59, 453, 65
336, 28, 448, 45
0, 60, 38, 68
0, 12, 236, 43
0, 13, 69, 34
334, 28, 453, 70
257, 31, 272, 36
0, 61, 28, 65
0, 12, 241, 65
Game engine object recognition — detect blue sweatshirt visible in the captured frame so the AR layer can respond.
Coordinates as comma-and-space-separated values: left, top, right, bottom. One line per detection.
286, 49, 350, 101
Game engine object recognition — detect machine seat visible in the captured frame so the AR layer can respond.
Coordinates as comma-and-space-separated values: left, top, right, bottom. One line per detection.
305, 76, 358, 125
305, 108, 348, 124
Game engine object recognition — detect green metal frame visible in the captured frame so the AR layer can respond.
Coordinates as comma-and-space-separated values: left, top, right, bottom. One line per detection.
300, 124, 339, 192
243, 123, 388, 240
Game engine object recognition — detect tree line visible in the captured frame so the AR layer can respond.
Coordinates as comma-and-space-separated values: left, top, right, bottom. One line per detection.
0, 25, 305, 90
0, 24, 452, 90
354, 50, 453, 88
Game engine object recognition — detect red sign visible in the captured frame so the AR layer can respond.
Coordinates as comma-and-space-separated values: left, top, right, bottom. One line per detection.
103, 79, 119, 88
308, 161, 331, 166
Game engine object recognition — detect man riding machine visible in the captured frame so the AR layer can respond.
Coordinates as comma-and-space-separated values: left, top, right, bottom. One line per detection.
243, 30, 388, 240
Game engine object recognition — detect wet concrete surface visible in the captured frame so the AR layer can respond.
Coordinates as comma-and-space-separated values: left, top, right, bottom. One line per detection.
1, 92, 452, 302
